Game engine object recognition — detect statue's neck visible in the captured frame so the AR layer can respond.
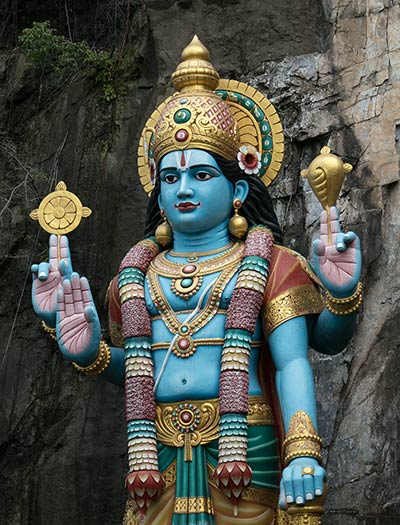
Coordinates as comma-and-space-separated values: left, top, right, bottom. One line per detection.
172, 221, 231, 253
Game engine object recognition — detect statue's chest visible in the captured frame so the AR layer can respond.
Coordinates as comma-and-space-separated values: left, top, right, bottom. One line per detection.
145, 269, 238, 316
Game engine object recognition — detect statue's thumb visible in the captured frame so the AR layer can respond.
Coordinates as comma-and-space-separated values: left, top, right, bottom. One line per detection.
84, 306, 96, 324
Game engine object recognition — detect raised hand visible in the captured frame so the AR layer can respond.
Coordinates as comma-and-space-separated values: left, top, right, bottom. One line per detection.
312, 206, 361, 297
279, 457, 325, 508
31, 235, 72, 326
56, 272, 101, 365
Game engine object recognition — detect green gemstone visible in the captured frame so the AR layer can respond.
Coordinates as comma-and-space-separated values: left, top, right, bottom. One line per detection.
174, 108, 191, 124
262, 135, 273, 150
215, 90, 227, 100
181, 325, 189, 333
242, 97, 255, 110
262, 152, 272, 167
252, 106, 264, 121
180, 278, 193, 288
260, 120, 271, 134
228, 91, 242, 104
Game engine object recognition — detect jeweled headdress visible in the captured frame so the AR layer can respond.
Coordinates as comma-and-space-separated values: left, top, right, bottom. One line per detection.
138, 36, 284, 194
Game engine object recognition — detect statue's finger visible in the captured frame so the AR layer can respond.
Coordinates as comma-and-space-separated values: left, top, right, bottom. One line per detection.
278, 479, 288, 510
335, 232, 346, 252
84, 305, 97, 324
49, 234, 58, 264
71, 272, 84, 312
302, 474, 314, 501
282, 468, 294, 504
31, 263, 39, 277
313, 239, 326, 258
57, 288, 65, 320
81, 277, 94, 308
313, 466, 325, 496
60, 236, 73, 271
38, 262, 50, 281
292, 464, 305, 504
63, 279, 74, 317
344, 231, 357, 245
59, 259, 71, 277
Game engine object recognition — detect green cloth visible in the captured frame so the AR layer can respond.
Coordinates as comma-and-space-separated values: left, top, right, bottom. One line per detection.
157, 424, 280, 525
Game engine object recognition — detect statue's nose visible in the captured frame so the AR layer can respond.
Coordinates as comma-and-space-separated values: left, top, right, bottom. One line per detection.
177, 177, 194, 198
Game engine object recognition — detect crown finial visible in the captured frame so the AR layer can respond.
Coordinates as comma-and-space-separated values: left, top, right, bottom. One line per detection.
172, 35, 219, 92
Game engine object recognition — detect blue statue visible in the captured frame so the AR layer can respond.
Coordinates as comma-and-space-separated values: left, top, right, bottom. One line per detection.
31, 37, 362, 525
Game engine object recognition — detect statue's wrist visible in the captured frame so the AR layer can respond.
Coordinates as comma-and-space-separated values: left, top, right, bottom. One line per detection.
72, 340, 111, 375
325, 282, 363, 315
41, 320, 57, 340
283, 411, 322, 466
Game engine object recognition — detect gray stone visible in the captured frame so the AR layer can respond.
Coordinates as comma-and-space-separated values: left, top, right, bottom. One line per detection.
0, 0, 399, 523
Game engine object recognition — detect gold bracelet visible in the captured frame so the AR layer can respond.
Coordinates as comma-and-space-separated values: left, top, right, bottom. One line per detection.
325, 282, 363, 315
283, 411, 322, 466
72, 340, 111, 376
41, 320, 57, 341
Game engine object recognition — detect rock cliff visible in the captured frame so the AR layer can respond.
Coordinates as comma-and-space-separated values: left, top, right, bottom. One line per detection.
0, 1, 399, 523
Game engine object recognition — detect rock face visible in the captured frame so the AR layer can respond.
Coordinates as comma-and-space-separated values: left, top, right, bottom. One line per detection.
0, 1, 399, 524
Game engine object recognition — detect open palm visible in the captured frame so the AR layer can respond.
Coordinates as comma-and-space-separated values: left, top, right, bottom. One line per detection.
312, 207, 361, 297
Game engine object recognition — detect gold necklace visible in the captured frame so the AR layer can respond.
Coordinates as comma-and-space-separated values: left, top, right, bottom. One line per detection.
150, 242, 243, 300
169, 241, 235, 262
146, 258, 240, 358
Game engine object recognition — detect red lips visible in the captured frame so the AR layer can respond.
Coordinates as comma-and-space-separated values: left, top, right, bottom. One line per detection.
175, 202, 200, 211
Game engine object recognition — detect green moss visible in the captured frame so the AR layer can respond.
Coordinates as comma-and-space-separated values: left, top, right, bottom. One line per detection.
18, 21, 118, 101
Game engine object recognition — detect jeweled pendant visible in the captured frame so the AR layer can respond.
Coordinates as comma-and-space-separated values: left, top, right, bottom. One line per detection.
173, 336, 196, 358
171, 275, 203, 299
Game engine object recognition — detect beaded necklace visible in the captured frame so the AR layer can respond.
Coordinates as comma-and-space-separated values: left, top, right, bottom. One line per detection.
118, 226, 274, 514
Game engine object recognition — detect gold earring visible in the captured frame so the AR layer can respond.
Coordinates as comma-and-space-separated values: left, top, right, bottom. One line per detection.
229, 199, 248, 238
155, 210, 172, 246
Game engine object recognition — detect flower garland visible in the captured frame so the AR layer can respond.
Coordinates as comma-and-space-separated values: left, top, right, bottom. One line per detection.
118, 227, 274, 515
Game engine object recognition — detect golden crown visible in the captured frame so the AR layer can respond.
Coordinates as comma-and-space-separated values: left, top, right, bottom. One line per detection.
138, 36, 284, 195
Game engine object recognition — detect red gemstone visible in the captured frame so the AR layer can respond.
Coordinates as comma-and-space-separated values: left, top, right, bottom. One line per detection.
182, 265, 196, 274
178, 337, 190, 350
175, 129, 189, 142
180, 410, 192, 423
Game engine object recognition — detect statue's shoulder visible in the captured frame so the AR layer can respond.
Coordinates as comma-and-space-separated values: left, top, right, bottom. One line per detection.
263, 245, 324, 335
270, 245, 322, 287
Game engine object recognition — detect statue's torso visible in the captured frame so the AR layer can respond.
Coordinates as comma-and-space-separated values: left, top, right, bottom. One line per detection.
145, 250, 264, 403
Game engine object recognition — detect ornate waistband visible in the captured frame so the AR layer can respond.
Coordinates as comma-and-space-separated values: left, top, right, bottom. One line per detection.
151, 338, 263, 351
155, 395, 274, 460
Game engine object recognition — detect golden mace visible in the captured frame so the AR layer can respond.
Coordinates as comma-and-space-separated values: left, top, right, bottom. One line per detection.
29, 181, 92, 260
301, 146, 352, 244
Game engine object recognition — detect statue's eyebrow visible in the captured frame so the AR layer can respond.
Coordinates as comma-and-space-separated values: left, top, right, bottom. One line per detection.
159, 164, 220, 173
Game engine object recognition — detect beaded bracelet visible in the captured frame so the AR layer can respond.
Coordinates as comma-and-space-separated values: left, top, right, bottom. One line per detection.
41, 320, 57, 341
72, 340, 111, 376
325, 281, 363, 315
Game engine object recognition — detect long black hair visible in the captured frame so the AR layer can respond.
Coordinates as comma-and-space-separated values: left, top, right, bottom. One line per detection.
144, 153, 283, 244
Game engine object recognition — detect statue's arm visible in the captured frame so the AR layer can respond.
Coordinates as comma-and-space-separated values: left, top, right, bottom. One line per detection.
308, 206, 362, 354
268, 316, 326, 507
31, 235, 125, 385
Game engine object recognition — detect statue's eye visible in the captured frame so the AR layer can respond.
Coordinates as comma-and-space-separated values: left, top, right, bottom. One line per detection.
164, 174, 178, 184
195, 171, 213, 181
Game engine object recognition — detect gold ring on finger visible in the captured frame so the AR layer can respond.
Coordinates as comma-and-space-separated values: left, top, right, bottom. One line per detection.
302, 467, 315, 476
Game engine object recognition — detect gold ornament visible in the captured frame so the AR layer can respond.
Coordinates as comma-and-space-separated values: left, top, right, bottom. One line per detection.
282, 410, 323, 466
138, 36, 284, 195
325, 281, 363, 315
72, 340, 111, 376
30, 181, 92, 259
229, 199, 248, 238
155, 215, 173, 246
302, 467, 315, 476
301, 146, 353, 243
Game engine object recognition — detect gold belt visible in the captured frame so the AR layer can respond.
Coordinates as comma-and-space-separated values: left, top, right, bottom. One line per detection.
155, 395, 274, 461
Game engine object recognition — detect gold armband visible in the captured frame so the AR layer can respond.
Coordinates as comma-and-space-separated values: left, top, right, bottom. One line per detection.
41, 321, 57, 341
283, 411, 322, 466
72, 340, 111, 376
325, 282, 363, 315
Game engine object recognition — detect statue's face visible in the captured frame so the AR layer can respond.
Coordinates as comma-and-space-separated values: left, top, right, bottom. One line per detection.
158, 149, 247, 234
